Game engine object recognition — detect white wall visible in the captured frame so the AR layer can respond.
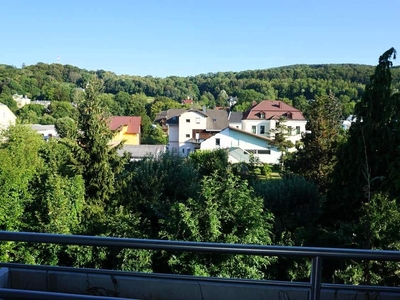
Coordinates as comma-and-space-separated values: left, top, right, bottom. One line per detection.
178, 111, 207, 143
0, 105, 17, 129
200, 128, 281, 164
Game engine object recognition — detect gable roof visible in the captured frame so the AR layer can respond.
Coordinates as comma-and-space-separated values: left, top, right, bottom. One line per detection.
161, 108, 228, 131
243, 100, 306, 121
228, 111, 243, 123
109, 116, 141, 134
117, 144, 166, 159
205, 109, 229, 131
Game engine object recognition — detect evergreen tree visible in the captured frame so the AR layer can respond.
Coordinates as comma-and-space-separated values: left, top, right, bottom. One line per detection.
71, 77, 125, 218
326, 47, 399, 223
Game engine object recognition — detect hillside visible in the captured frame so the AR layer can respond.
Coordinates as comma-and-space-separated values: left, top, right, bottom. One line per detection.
1, 62, 399, 118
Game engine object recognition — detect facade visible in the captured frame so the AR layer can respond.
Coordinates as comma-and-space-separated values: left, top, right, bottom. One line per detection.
200, 127, 281, 164
0, 103, 17, 130
165, 108, 229, 156
241, 100, 307, 146
30, 124, 58, 140
12, 94, 31, 108
108, 116, 141, 145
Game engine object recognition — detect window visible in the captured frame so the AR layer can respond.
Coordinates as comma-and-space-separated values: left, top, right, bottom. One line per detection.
288, 127, 292, 135
296, 126, 301, 135
182, 148, 185, 153
186, 134, 190, 138
186, 119, 190, 123
260, 112, 265, 119
215, 138, 220, 146
260, 125, 265, 134
252, 126, 256, 134
258, 149, 271, 155
195, 117, 200, 124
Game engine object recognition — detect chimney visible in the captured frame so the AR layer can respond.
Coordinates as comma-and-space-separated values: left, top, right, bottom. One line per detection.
203, 105, 207, 114
279, 101, 281, 108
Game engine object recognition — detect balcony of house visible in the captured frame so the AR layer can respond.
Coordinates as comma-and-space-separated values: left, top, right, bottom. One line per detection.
0, 231, 400, 300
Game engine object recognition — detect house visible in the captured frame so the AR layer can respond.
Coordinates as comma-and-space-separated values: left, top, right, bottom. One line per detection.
181, 98, 194, 106
200, 126, 281, 164
228, 111, 243, 130
30, 124, 58, 140
12, 94, 31, 108
164, 107, 229, 156
117, 144, 166, 161
240, 100, 307, 147
0, 103, 17, 130
108, 116, 141, 145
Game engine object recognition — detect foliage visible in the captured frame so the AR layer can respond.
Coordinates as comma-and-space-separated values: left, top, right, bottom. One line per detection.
188, 148, 229, 177
327, 47, 399, 223
55, 117, 77, 138
286, 91, 343, 192
163, 171, 275, 279
69, 77, 125, 218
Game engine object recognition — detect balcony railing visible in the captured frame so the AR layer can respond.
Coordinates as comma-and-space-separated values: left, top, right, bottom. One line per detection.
0, 231, 400, 300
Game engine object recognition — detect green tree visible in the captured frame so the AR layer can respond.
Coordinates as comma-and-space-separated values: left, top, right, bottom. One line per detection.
70, 77, 125, 218
164, 171, 275, 279
286, 92, 343, 192
327, 47, 399, 223
55, 117, 77, 138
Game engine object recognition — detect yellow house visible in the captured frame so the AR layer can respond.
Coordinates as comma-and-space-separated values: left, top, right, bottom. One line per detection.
109, 116, 141, 145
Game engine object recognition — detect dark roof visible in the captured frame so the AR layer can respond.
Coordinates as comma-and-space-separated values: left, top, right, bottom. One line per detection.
205, 109, 229, 131
117, 144, 166, 158
161, 108, 228, 131
228, 111, 243, 123
109, 116, 141, 134
243, 100, 306, 120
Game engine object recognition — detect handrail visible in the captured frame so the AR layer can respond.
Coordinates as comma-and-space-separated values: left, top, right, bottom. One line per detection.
1, 230, 400, 300
1, 231, 400, 261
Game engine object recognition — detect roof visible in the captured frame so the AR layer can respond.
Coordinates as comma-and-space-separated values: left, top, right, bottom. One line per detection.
243, 100, 306, 121
205, 109, 229, 131
228, 111, 243, 123
228, 126, 277, 145
181, 99, 194, 105
109, 116, 141, 134
117, 144, 166, 158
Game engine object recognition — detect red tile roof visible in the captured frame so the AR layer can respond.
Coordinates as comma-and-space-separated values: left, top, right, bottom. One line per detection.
243, 100, 306, 120
109, 116, 141, 134
181, 99, 194, 105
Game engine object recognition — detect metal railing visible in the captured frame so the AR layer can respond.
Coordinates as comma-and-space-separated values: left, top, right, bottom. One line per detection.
0, 231, 400, 300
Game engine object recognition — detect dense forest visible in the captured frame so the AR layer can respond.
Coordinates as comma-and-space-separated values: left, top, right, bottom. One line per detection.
1, 48, 400, 286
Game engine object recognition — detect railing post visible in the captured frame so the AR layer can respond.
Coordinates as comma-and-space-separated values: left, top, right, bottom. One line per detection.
310, 256, 322, 300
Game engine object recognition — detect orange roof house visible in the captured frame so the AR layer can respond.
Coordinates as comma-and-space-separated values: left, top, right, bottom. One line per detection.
109, 116, 141, 145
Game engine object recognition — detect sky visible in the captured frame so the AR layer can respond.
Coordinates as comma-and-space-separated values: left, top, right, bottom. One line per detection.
1, 0, 398, 77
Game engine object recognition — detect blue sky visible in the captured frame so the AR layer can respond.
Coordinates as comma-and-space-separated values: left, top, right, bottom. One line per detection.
2, 0, 398, 77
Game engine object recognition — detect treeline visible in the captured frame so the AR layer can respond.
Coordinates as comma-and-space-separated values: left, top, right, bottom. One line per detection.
1, 62, 400, 119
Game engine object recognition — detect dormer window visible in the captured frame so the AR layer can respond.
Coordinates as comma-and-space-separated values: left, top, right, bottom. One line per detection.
287, 112, 293, 119
260, 112, 265, 119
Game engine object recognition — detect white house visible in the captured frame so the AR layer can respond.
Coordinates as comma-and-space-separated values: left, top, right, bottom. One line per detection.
30, 124, 58, 139
0, 103, 17, 130
240, 100, 307, 147
163, 108, 229, 156
200, 126, 281, 164
12, 94, 31, 108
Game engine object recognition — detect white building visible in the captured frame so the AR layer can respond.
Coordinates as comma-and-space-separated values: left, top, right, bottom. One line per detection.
232, 100, 307, 147
0, 103, 17, 130
162, 108, 229, 156
200, 126, 281, 164
12, 94, 31, 108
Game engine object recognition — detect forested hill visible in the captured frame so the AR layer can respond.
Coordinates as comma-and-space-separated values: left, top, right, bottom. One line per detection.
1, 62, 399, 117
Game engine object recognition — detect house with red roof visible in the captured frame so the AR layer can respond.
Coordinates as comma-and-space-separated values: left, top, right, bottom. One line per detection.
108, 116, 141, 145
239, 100, 307, 147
